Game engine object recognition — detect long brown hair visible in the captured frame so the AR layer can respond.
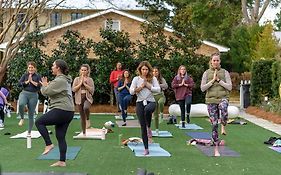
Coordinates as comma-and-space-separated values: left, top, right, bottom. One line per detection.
137, 61, 153, 83
153, 66, 163, 84
121, 69, 131, 83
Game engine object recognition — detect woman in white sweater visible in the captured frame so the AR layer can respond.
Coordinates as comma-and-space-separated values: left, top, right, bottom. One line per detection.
130, 61, 160, 155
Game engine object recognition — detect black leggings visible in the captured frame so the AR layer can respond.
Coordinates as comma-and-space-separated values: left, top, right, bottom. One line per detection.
0, 106, 4, 122
136, 101, 156, 149
178, 95, 192, 123
35, 108, 74, 161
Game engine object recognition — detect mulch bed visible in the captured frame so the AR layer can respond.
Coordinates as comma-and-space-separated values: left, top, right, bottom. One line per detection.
245, 106, 281, 124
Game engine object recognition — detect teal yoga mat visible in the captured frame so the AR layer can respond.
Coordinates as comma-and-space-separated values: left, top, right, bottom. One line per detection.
152, 131, 173, 137
127, 142, 171, 157
175, 123, 203, 130
37, 146, 81, 160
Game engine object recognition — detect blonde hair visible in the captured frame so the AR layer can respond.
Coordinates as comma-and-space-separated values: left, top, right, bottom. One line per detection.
80, 64, 91, 76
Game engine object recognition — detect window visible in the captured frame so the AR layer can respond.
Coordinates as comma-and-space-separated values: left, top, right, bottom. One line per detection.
50, 12, 62, 27
15, 13, 26, 31
71, 13, 83, 21
105, 20, 120, 31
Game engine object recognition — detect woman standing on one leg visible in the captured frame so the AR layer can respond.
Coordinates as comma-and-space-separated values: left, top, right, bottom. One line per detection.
152, 67, 168, 135
200, 53, 232, 157
130, 61, 160, 155
72, 64, 95, 135
18, 61, 41, 136
172, 65, 194, 128
117, 70, 132, 126
35, 59, 74, 167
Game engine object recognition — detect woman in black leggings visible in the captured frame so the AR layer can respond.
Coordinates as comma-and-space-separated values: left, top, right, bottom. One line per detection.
130, 61, 160, 155
35, 59, 74, 167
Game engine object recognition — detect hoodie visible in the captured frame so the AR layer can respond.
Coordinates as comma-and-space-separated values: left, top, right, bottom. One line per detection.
41, 74, 74, 111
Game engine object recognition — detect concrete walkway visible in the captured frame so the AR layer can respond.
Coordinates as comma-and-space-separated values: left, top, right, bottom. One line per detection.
239, 110, 281, 135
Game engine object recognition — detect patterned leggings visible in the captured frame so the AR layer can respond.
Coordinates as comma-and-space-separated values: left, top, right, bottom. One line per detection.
207, 99, 228, 145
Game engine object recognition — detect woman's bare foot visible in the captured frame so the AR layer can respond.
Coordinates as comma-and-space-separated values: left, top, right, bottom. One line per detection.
221, 125, 226, 135
50, 161, 66, 167
42, 144, 54, 155
214, 146, 220, 157
144, 149, 149, 155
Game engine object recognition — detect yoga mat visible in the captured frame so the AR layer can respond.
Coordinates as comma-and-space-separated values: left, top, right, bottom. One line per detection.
115, 115, 135, 120
196, 145, 240, 157
2, 173, 87, 175
152, 131, 173, 137
37, 146, 81, 160
10, 130, 41, 139
116, 120, 140, 128
16, 115, 37, 119
127, 142, 171, 157
73, 115, 80, 119
269, 146, 281, 153
175, 123, 203, 130
73, 128, 107, 140
186, 132, 212, 140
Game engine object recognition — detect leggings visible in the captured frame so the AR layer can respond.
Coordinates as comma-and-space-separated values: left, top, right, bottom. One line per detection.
18, 90, 38, 133
35, 108, 74, 161
178, 95, 192, 123
118, 93, 132, 122
207, 99, 229, 145
153, 93, 166, 129
78, 94, 91, 134
0, 106, 4, 122
114, 87, 121, 111
136, 101, 156, 149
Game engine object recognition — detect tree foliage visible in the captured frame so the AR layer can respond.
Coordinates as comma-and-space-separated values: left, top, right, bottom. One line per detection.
49, 30, 93, 79
92, 28, 136, 103
6, 30, 48, 100
254, 23, 279, 59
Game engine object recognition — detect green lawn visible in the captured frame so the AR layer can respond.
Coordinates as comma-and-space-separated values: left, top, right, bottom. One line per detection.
0, 113, 280, 175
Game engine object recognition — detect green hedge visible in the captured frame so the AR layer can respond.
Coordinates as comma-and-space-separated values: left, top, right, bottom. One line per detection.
250, 59, 274, 105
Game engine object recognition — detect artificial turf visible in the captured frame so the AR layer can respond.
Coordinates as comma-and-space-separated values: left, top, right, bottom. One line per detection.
0, 113, 281, 175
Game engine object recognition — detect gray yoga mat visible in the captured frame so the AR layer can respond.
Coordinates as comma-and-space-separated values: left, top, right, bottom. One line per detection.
196, 145, 240, 157
186, 132, 212, 140
116, 120, 140, 128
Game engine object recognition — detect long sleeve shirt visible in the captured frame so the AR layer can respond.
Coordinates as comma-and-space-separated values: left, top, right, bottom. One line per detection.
172, 75, 194, 101
129, 76, 160, 102
18, 73, 41, 92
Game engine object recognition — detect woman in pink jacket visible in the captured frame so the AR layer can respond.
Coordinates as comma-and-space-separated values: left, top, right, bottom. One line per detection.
172, 65, 194, 128
72, 64, 95, 136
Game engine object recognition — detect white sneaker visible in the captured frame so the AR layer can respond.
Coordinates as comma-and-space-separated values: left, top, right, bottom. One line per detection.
155, 129, 159, 136
0, 123, 4, 128
18, 119, 24, 126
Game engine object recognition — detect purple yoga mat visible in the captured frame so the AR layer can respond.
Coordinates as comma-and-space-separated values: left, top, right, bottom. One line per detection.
196, 145, 240, 157
269, 146, 281, 153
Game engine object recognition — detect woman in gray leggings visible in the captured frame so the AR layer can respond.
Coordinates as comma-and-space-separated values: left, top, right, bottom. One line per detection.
18, 61, 41, 135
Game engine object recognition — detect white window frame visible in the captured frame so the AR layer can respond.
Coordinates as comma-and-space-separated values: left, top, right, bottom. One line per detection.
104, 20, 120, 31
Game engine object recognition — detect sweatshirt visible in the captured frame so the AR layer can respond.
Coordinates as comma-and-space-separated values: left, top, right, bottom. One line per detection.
41, 74, 74, 111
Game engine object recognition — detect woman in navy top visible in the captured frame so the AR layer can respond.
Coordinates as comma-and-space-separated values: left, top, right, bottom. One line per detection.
117, 70, 132, 126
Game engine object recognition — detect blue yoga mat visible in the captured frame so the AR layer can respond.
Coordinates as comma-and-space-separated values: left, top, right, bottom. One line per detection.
37, 146, 81, 160
127, 142, 171, 157
175, 123, 203, 130
186, 132, 212, 140
152, 131, 173, 137
196, 145, 240, 157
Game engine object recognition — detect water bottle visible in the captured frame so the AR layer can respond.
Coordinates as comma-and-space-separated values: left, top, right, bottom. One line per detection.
101, 127, 106, 140
27, 134, 32, 148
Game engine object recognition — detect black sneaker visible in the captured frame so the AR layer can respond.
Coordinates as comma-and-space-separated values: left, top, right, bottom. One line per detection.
182, 121, 185, 128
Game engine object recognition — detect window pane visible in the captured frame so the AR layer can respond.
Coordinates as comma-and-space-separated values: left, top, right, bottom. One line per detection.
50, 13, 61, 27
